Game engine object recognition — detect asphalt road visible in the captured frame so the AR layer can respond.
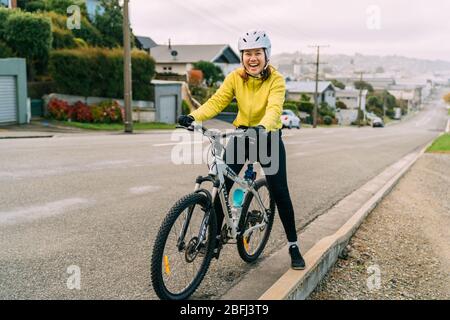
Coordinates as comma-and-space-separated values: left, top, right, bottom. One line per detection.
0, 94, 447, 299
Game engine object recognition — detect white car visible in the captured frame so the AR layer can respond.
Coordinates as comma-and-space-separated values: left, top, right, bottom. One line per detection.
281, 110, 301, 129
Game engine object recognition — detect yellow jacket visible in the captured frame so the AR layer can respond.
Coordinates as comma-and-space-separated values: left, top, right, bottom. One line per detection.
190, 66, 285, 131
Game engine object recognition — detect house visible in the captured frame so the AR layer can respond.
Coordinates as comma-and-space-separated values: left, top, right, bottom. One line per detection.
388, 87, 422, 113
285, 80, 336, 108
0, 58, 28, 125
84, 0, 104, 19
0, 0, 16, 8
149, 43, 241, 77
335, 88, 368, 110
330, 76, 396, 90
136, 36, 158, 54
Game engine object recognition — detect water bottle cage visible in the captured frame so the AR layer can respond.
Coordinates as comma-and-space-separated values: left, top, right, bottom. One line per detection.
244, 169, 257, 182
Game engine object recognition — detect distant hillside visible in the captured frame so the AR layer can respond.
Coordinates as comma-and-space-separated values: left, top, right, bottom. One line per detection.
271, 52, 450, 79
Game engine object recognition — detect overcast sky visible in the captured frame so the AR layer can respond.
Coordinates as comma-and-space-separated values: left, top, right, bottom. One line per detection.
129, 0, 450, 61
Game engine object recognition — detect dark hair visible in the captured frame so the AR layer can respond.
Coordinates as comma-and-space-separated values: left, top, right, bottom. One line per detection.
239, 66, 272, 82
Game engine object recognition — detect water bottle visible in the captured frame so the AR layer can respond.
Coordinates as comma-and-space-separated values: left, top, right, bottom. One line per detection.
231, 188, 245, 224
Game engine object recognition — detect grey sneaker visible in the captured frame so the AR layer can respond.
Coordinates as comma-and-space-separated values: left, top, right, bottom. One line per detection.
289, 244, 306, 270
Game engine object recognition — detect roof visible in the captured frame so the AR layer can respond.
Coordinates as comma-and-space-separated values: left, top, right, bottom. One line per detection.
151, 80, 183, 86
286, 81, 335, 94
136, 36, 158, 50
335, 88, 368, 97
388, 90, 414, 100
149, 44, 240, 64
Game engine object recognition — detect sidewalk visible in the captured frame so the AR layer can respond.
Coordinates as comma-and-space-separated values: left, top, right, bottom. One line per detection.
309, 153, 450, 300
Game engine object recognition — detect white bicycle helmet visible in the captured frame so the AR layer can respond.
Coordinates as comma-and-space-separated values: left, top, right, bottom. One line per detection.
238, 30, 271, 68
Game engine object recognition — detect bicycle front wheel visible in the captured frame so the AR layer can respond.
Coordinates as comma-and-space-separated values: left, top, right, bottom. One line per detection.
151, 192, 217, 300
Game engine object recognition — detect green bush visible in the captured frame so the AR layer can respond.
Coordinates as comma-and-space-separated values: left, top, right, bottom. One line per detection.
182, 100, 190, 115
0, 41, 14, 58
49, 47, 155, 100
190, 86, 210, 104
0, 8, 13, 39
336, 100, 347, 109
283, 102, 298, 115
319, 102, 335, 118
28, 81, 56, 98
298, 100, 314, 115
323, 115, 332, 125
3, 11, 52, 76
52, 27, 77, 49
385, 108, 395, 119
72, 16, 104, 47
24, 0, 47, 12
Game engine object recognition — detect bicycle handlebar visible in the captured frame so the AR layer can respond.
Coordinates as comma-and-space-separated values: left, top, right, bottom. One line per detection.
176, 124, 264, 139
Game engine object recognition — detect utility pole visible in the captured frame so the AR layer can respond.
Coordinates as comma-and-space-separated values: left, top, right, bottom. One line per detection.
308, 45, 329, 128
355, 71, 365, 127
123, 0, 133, 133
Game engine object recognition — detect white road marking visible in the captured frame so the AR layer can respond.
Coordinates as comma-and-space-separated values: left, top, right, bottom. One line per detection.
0, 198, 91, 225
153, 141, 205, 147
129, 185, 162, 194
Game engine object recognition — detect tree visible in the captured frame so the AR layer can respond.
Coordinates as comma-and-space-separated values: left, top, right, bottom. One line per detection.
192, 60, 224, 86
444, 92, 450, 105
336, 100, 347, 109
298, 94, 314, 115
331, 79, 345, 90
3, 11, 52, 77
94, 0, 127, 48
354, 80, 374, 93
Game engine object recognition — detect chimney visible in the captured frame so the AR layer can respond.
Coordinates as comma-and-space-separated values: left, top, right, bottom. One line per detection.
168, 38, 172, 50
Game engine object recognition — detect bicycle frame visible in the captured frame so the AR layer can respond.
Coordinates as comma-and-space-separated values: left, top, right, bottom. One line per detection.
187, 124, 270, 242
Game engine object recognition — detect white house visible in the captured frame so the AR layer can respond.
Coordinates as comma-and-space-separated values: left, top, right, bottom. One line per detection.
285, 81, 336, 108
84, 0, 104, 19
0, 0, 15, 8
149, 43, 241, 77
335, 88, 368, 110
388, 85, 422, 112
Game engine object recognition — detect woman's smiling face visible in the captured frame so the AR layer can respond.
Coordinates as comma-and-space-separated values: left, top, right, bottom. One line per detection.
242, 48, 266, 75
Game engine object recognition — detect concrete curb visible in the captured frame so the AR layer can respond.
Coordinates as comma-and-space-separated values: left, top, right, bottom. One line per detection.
258, 134, 441, 300
0, 135, 54, 139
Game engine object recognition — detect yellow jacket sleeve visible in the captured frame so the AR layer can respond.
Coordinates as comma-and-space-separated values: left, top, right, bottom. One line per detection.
258, 75, 285, 131
189, 73, 235, 122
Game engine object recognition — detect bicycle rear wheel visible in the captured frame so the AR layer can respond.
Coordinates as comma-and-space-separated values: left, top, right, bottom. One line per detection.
237, 179, 275, 263
151, 192, 217, 300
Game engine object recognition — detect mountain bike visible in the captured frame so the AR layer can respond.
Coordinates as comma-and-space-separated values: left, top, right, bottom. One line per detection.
150, 124, 275, 300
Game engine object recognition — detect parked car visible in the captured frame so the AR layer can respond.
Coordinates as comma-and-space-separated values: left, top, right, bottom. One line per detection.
281, 110, 301, 129
365, 112, 384, 127
371, 117, 384, 127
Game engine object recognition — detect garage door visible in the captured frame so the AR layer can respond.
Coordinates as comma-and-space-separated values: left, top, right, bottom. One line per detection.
0, 76, 17, 124
159, 95, 176, 124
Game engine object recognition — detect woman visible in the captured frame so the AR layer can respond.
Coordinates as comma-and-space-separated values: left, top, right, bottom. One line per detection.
178, 30, 305, 270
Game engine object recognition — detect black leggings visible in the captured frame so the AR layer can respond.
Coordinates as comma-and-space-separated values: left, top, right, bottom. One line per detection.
213, 130, 298, 243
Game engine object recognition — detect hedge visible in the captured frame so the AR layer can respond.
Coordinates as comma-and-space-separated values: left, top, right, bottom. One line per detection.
47, 11, 103, 47
52, 27, 77, 49
0, 41, 14, 58
2, 10, 52, 76
49, 47, 156, 100
0, 8, 12, 39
